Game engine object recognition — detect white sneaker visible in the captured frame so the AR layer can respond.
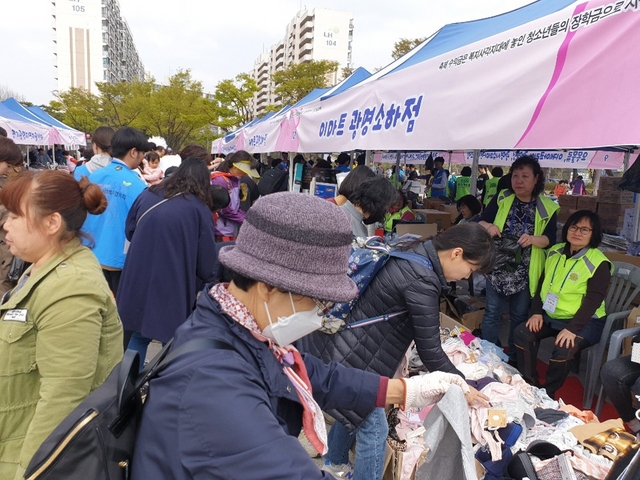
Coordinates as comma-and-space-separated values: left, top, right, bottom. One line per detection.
321, 460, 354, 479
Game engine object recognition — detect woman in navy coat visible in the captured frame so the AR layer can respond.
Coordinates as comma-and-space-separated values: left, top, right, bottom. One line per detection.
117, 158, 217, 361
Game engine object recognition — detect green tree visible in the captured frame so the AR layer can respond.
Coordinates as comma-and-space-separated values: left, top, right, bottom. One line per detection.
213, 73, 259, 131
98, 79, 154, 128
137, 70, 219, 150
47, 88, 102, 133
391, 37, 426, 60
271, 60, 339, 106
341, 66, 354, 80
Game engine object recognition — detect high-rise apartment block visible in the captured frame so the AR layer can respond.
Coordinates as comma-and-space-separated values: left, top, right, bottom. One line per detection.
52, 0, 145, 95
252, 8, 354, 118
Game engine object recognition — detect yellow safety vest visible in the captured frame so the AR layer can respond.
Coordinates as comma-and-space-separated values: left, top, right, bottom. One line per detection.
455, 176, 471, 201
539, 243, 612, 320
493, 190, 559, 297
483, 177, 500, 206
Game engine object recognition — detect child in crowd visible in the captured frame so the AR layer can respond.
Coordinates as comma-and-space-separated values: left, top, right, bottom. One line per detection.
143, 152, 164, 185
554, 179, 568, 197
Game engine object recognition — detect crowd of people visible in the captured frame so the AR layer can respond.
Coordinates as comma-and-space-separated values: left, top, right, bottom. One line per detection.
0, 122, 638, 479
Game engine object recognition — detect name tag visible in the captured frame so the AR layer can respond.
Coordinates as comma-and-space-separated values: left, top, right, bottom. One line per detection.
543, 293, 559, 314
4, 309, 28, 322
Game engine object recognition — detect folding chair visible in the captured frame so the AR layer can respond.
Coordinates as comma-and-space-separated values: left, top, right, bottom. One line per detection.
582, 261, 640, 410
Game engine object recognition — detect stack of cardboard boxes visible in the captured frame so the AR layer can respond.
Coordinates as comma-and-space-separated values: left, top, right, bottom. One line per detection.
557, 194, 598, 222
556, 177, 636, 238
596, 176, 635, 237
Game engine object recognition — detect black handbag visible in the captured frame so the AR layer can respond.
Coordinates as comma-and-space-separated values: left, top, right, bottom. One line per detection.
24, 338, 232, 480
493, 234, 523, 273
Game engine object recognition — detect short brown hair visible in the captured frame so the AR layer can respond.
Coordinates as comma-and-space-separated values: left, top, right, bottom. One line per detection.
0, 171, 107, 244
0, 137, 23, 166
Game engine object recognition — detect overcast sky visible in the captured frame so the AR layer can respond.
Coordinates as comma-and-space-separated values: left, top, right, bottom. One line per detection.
0, 0, 533, 105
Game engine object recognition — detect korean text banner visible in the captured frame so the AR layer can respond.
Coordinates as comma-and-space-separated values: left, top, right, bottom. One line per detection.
373, 150, 629, 168
294, 0, 640, 152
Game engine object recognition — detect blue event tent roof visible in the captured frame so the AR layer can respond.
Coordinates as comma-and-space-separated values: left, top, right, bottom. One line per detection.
1, 98, 52, 126
320, 67, 371, 101
27, 105, 79, 132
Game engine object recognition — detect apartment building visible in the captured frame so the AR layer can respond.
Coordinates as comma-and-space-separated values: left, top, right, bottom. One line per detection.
52, 0, 145, 95
252, 7, 354, 117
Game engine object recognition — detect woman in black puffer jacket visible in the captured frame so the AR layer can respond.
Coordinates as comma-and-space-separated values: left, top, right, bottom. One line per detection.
299, 222, 495, 480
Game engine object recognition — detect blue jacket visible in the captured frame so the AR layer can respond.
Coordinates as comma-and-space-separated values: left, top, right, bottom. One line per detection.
116, 188, 218, 343
82, 159, 147, 269
131, 289, 381, 479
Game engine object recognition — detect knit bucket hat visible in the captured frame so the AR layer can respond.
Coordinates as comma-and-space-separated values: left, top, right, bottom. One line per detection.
218, 192, 357, 302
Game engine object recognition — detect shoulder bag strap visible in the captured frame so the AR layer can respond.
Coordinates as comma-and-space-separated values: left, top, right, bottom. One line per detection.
136, 193, 181, 226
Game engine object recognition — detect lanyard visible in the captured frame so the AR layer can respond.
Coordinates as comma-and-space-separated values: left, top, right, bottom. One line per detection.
509, 210, 530, 236
548, 255, 579, 291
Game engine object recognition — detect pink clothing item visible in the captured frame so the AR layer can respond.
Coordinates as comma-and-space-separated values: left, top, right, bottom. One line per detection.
143, 164, 164, 185
469, 382, 521, 461
442, 341, 471, 366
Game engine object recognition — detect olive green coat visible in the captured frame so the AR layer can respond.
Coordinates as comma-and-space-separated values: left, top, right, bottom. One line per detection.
0, 241, 123, 479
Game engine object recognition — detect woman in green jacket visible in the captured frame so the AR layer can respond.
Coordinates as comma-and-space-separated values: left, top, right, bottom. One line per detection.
0, 171, 123, 480
514, 211, 611, 399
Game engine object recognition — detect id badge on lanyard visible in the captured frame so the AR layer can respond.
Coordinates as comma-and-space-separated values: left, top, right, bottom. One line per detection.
543, 293, 559, 314
544, 255, 577, 315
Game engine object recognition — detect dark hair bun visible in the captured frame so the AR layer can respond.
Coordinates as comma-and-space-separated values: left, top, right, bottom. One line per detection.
78, 176, 108, 215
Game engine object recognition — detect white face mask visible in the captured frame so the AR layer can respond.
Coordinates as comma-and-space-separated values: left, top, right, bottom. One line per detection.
262, 292, 322, 346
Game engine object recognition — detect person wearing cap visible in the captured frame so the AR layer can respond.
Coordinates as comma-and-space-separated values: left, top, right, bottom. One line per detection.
130, 192, 488, 480
210, 150, 260, 241
81, 127, 150, 294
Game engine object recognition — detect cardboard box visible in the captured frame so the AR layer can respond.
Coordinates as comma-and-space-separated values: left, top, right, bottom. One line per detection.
558, 195, 578, 208
599, 176, 624, 191
597, 203, 635, 217
576, 195, 598, 210
623, 307, 640, 355
439, 312, 467, 332
413, 209, 452, 231
440, 297, 485, 331
557, 208, 577, 223
438, 204, 460, 218
601, 215, 626, 228
396, 223, 438, 240
597, 190, 635, 204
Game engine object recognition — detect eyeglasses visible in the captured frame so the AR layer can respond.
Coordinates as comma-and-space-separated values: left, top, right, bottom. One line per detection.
568, 225, 592, 235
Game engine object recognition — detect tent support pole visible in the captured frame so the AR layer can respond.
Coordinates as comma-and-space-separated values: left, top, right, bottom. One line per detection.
395, 152, 401, 189
634, 199, 640, 242
470, 150, 480, 196
289, 153, 294, 191
593, 169, 601, 196
624, 151, 631, 172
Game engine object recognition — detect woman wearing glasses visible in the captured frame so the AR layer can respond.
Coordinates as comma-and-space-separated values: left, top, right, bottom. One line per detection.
514, 210, 612, 399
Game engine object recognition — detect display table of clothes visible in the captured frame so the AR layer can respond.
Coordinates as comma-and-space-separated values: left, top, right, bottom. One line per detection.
385, 319, 639, 480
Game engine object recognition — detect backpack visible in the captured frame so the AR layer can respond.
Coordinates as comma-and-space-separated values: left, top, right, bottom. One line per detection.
24, 338, 232, 480
321, 236, 433, 333
258, 168, 288, 196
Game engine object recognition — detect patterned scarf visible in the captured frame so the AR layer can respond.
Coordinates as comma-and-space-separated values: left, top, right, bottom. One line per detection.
210, 283, 328, 454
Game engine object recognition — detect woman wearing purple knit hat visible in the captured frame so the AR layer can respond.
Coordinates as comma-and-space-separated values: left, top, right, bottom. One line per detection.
131, 192, 488, 480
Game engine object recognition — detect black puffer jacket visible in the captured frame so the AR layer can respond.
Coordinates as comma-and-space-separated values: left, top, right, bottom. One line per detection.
299, 240, 461, 430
